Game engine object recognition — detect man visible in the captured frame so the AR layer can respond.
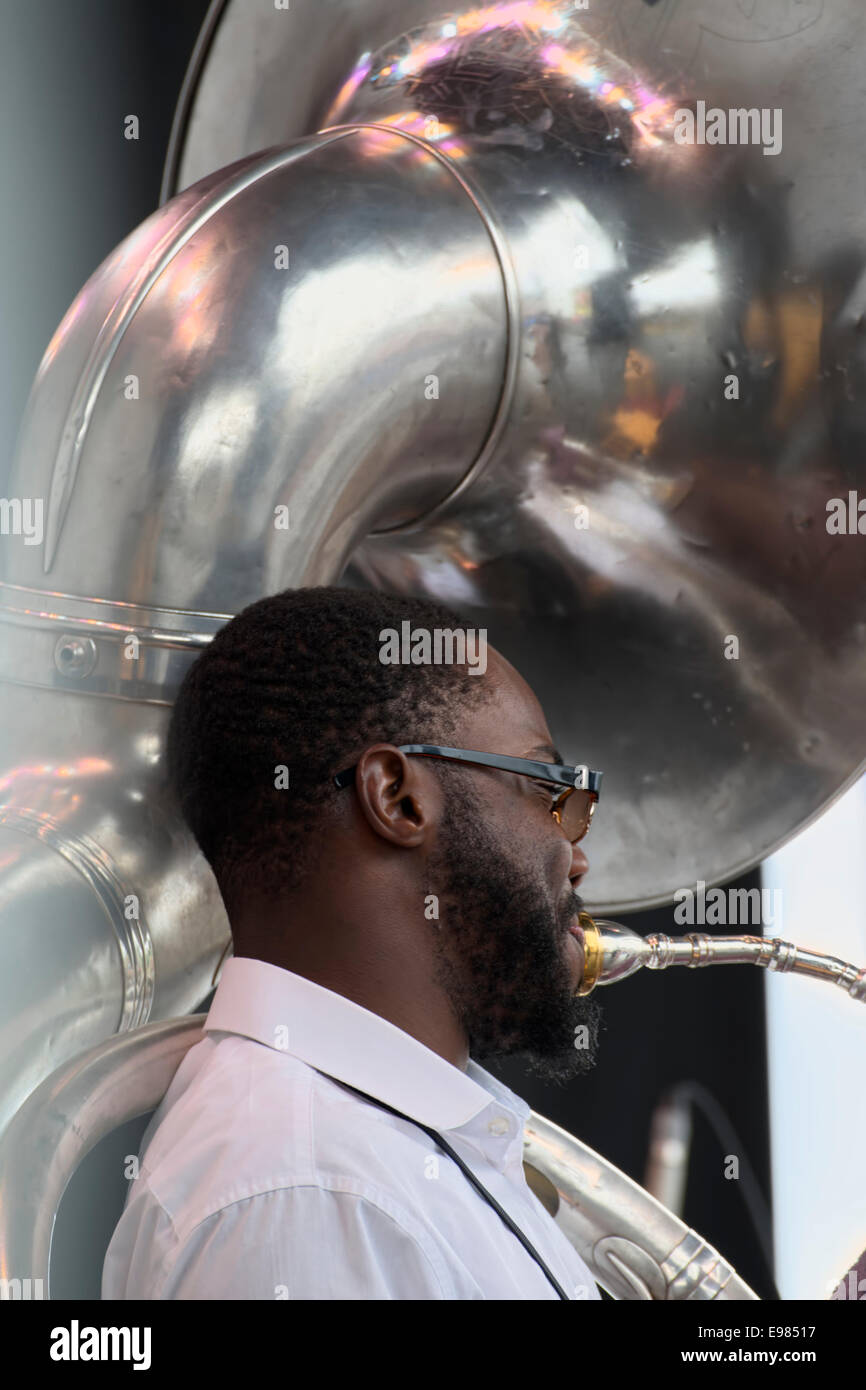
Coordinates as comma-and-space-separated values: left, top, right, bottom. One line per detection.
102, 586, 605, 1299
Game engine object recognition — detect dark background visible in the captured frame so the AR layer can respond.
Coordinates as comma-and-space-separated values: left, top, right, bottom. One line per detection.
3, 0, 775, 1300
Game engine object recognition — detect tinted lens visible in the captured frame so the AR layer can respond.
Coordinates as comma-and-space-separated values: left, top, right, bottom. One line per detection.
560, 790, 596, 842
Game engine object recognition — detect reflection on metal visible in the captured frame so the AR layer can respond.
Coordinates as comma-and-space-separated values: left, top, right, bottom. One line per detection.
0, 806, 154, 1032
0, 121, 506, 1135
522, 1109, 759, 1301
0, 1017, 205, 1295
167, 0, 866, 912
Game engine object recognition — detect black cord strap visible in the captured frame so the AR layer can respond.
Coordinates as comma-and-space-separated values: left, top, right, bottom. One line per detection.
316, 1070, 573, 1300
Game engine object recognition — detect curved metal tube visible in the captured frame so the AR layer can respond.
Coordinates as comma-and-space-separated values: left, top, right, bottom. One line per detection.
0, 1014, 757, 1300
577, 912, 866, 1004
0, 124, 507, 1134
0, 1017, 206, 1296
522, 1111, 758, 1301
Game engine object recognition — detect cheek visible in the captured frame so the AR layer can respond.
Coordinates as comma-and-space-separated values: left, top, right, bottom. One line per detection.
507, 796, 572, 884
550, 835, 574, 888
489, 787, 569, 884
534, 812, 575, 889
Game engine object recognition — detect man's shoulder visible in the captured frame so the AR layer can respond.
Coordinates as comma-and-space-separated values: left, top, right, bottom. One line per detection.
134, 1033, 433, 1239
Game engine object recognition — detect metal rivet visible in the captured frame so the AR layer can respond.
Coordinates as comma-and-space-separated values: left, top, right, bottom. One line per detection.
54, 635, 98, 678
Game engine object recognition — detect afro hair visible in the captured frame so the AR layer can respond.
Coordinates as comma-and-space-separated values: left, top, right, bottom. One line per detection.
165, 585, 494, 918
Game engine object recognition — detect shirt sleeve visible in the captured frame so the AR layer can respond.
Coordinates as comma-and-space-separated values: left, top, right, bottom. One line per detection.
151, 1184, 461, 1300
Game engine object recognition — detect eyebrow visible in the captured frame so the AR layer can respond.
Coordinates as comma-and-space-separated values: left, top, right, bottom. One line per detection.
525, 743, 564, 764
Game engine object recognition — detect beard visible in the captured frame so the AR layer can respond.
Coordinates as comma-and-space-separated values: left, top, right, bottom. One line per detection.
425, 773, 603, 1084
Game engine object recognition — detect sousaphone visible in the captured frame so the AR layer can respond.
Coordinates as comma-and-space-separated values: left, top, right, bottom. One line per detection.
1, 0, 865, 1299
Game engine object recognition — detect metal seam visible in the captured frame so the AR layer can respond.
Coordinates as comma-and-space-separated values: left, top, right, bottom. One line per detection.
0, 807, 154, 1032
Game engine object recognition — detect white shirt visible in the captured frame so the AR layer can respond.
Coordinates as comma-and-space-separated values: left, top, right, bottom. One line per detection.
102, 956, 601, 1301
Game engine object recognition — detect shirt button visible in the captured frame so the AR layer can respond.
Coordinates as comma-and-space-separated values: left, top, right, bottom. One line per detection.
488, 1116, 510, 1135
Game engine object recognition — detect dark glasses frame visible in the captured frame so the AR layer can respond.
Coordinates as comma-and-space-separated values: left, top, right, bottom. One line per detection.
334, 743, 602, 838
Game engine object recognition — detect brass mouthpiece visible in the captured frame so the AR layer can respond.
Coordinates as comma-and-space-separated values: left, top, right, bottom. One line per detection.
575, 911, 866, 1004
575, 910, 607, 995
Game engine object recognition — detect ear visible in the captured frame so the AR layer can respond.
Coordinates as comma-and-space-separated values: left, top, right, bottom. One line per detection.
352, 744, 439, 848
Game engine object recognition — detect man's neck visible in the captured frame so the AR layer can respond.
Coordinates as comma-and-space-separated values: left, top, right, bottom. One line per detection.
231, 912, 471, 1071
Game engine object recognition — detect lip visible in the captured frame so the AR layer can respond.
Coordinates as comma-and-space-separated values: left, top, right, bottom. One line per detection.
564, 924, 585, 985
567, 920, 584, 947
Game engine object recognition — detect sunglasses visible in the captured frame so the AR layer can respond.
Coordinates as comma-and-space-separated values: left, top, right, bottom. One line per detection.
334, 744, 602, 843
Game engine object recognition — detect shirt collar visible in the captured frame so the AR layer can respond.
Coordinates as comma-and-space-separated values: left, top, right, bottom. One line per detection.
204, 956, 531, 1135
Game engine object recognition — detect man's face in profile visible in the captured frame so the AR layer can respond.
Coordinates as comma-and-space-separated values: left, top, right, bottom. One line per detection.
423, 647, 603, 1083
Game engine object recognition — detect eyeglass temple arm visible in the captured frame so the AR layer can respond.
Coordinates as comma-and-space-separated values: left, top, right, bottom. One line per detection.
335, 746, 601, 795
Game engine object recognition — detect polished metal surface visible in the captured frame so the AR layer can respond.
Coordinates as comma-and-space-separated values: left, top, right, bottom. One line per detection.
0, 1016, 206, 1294
0, 1013, 758, 1299
578, 912, 866, 1001
0, 125, 507, 1132
167, 0, 866, 913
523, 1108, 758, 1300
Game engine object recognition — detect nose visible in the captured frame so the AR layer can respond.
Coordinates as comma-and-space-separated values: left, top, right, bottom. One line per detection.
570, 841, 589, 887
